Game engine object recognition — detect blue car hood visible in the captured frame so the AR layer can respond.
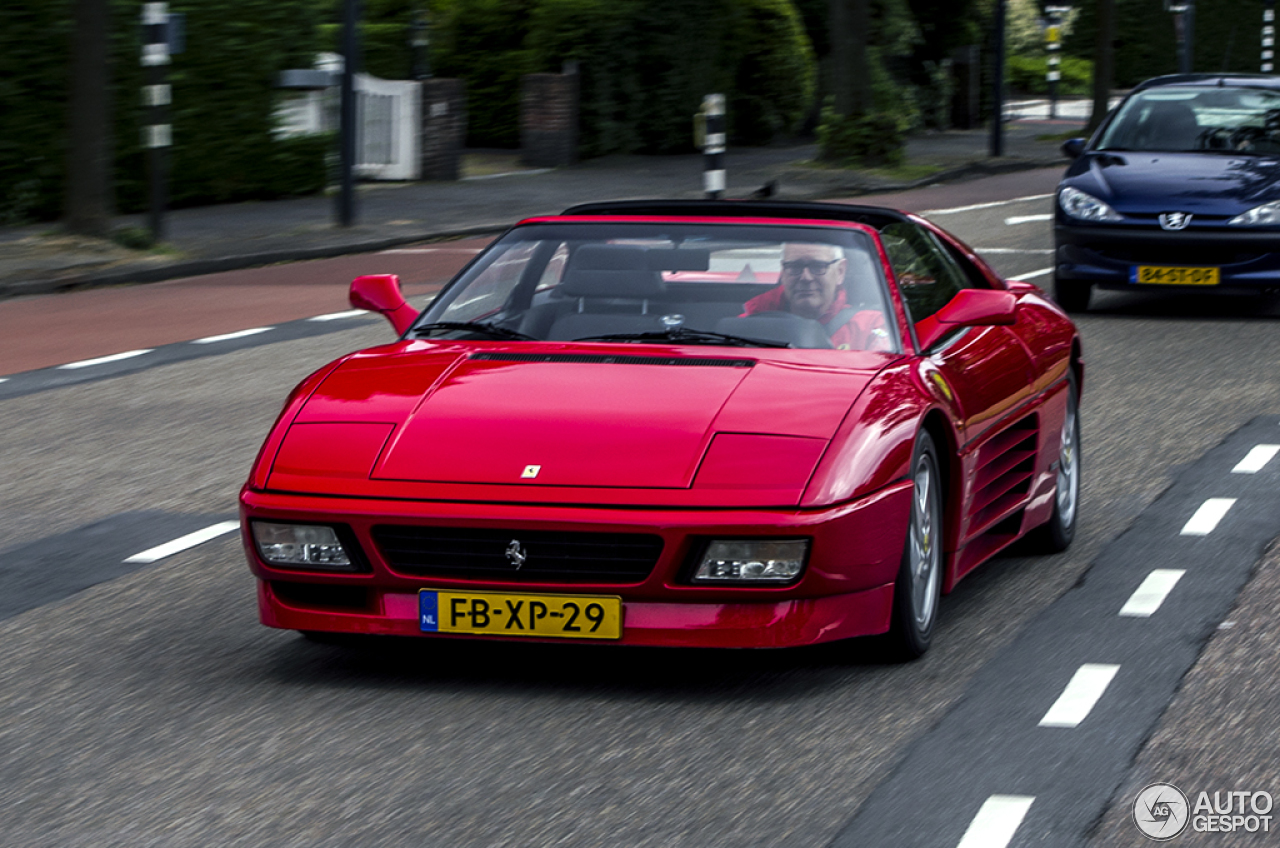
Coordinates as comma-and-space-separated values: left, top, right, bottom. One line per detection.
1063, 152, 1280, 216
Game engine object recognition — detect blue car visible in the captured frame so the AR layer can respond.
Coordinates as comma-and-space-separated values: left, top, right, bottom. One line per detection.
1055, 74, 1280, 311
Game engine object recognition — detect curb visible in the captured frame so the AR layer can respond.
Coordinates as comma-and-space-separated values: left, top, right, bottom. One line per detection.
0, 155, 1067, 300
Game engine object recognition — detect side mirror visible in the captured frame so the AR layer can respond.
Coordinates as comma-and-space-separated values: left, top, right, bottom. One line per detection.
350, 274, 417, 335
1061, 138, 1086, 159
915, 289, 1018, 351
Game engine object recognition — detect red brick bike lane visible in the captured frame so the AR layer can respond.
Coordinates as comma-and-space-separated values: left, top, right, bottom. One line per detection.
0, 239, 491, 376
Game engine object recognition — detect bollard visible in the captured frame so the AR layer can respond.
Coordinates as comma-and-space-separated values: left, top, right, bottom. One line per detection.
702, 94, 725, 200
1045, 6, 1070, 120
1264, 0, 1276, 73
141, 2, 171, 242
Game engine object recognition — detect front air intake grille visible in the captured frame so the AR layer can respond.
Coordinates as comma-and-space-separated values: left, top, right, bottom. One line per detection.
470, 352, 754, 368
372, 526, 664, 584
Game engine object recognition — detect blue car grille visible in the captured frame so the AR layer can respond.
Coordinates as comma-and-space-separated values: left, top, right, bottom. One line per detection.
372, 525, 664, 584
1083, 244, 1265, 266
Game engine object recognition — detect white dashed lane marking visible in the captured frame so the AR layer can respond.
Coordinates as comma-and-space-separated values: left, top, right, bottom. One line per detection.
922, 193, 1054, 215
1038, 664, 1121, 728
123, 521, 240, 563
309, 309, 368, 322
191, 327, 273, 344
57, 349, 154, 370
973, 248, 1055, 255
1014, 267, 1054, 280
1180, 497, 1237, 536
1004, 214, 1054, 226
1119, 569, 1186, 618
1232, 444, 1280, 474
956, 795, 1035, 848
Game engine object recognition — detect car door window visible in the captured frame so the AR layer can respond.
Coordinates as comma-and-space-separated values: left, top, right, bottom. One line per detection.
880, 222, 969, 323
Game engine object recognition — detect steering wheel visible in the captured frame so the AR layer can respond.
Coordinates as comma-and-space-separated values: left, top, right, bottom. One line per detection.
1197, 127, 1232, 150
1230, 126, 1265, 150
748, 311, 812, 321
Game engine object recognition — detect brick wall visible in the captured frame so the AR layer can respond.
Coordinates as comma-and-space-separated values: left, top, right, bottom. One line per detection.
520, 72, 579, 168
420, 78, 466, 181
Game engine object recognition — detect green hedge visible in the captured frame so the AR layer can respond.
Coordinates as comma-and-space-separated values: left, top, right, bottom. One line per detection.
435, 0, 815, 153
1, 0, 323, 225
1008, 55, 1093, 97
317, 23, 415, 81
1069, 0, 1272, 87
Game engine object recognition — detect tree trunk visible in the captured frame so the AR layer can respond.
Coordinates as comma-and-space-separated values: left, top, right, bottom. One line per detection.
64, 0, 112, 237
829, 0, 872, 117
1086, 0, 1115, 136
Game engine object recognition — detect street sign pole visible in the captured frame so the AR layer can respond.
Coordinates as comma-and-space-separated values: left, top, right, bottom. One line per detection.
337, 0, 360, 227
991, 0, 1006, 157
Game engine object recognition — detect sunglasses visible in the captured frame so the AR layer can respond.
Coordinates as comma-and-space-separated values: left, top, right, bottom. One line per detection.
781, 258, 840, 278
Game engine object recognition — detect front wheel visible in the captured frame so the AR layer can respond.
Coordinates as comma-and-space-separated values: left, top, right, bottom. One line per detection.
1028, 375, 1081, 553
1053, 276, 1092, 313
885, 431, 945, 661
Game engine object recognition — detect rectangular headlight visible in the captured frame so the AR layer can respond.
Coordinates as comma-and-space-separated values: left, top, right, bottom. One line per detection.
252, 521, 355, 571
692, 539, 809, 583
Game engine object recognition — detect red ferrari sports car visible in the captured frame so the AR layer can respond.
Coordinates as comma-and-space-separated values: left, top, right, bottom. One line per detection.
241, 200, 1082, 659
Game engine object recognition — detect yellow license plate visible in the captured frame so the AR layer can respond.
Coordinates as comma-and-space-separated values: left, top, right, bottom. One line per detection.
1131, 265, 1220, 285
419, 589, 622, 640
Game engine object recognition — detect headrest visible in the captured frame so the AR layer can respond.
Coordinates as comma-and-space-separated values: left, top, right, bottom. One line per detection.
567, 245, 649, 271
560, 269, 665, 299
566, 244, 710, 272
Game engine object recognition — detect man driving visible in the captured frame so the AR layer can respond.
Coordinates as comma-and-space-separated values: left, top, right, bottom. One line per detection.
741, 241, 890, 351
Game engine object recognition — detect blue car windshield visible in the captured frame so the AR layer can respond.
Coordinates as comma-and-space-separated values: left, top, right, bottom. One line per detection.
1098, 86, 1280, 154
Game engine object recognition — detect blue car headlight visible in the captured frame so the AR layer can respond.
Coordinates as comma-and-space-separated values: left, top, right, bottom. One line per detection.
1228, 201, 1280, 226
1059, 186, 1123, 223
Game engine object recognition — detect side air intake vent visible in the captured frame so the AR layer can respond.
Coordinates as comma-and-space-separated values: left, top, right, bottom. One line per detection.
470, 352, 754, 368
969, 415, 1039, 537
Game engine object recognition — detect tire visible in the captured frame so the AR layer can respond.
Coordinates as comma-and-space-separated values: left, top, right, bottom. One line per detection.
886, 431, 945, 661
1027, 375, 1081, 553
1053, 276, 1091, 313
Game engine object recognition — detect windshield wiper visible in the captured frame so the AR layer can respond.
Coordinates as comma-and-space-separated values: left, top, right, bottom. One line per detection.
572, 328, 790, 348
411, 321, 537, 341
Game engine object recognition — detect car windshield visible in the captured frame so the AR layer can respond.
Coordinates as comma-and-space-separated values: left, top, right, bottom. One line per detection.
413, 222, 900, 352
1097, 85, 1280, 154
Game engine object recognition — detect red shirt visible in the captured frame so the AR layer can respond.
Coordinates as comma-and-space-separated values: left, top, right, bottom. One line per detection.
741, 286, 891, 351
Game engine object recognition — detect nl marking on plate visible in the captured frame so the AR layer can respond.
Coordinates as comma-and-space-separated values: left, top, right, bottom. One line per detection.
420, 589, 622, 640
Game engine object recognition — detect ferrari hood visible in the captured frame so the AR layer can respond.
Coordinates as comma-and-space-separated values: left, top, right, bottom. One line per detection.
279, 347, 884, 490
1067, 151, 1280, 215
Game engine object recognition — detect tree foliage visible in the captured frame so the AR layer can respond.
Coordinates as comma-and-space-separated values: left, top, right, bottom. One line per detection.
1070, 0, 1273, 87
1, 0, 324, 225
434, 0, 815, 152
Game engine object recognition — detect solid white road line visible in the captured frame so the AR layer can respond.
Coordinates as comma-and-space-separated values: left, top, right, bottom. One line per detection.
309, 309, 368, 322
57, 349, 154, 370
1120, 569, 1186, 618
124, 521, 240, 564
378, 247, 485, 254
1004, 214, 1054, 226
191, 327, 272, 344
1014, 267, 1055, 280
923, 193, 1054, 216
1039, 664, 1121, 728
1232, 444, 1280, 474
956, 795, 1036, 848
1180, 498, 1237, 536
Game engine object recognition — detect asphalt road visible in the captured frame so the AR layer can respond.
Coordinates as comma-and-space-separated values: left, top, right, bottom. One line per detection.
1, 169, 1278, 847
